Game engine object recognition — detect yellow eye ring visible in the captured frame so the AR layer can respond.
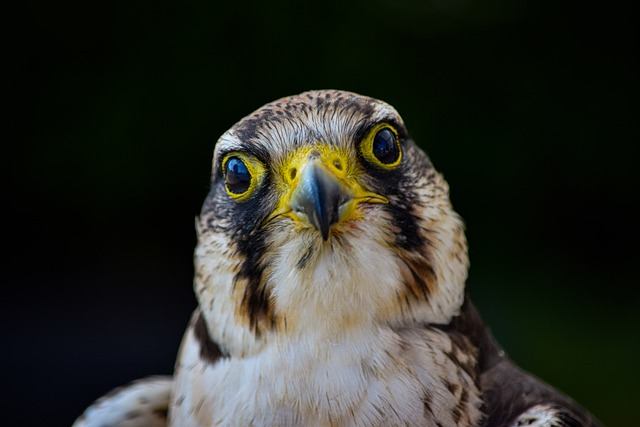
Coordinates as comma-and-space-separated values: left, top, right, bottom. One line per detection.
360, 123, 402, 169
221, 152, 266, 201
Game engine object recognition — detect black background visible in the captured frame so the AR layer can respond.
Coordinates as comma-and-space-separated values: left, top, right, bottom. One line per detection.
7, 1, 638, 425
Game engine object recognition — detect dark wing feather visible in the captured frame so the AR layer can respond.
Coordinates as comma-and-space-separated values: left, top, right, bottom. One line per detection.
480, 357, 601, 427
437, 297, 603, 427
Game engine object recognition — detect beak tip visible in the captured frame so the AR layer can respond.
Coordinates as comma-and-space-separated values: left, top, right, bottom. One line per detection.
321, 228, 330, 241
309, 211, 333, 241
291, 161, 345, 241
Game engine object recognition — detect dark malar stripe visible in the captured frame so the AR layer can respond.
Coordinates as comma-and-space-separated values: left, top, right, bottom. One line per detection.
233, 231, 276, 336
193, 310, 226, 364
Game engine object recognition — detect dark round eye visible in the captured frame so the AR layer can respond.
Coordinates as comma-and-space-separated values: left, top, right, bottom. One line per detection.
225, 157, 252, 195
372, 128, 400, 165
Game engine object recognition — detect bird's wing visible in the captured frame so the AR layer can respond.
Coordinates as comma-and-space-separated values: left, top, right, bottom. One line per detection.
437, 297, 602, 427
72, 376, 172, 427
480, 358, 601, 427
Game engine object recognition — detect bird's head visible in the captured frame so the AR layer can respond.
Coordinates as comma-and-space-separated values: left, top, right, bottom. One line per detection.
195, 90, 468, 356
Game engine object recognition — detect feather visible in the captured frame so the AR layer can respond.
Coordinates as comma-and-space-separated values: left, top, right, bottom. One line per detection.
437, 298, 602, 427
73, 376, 172, 427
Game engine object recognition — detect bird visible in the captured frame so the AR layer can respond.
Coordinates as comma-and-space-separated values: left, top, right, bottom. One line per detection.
74, 90, 601, 427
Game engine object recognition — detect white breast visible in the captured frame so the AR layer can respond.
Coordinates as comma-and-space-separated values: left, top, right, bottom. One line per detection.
169, 320, 482, 426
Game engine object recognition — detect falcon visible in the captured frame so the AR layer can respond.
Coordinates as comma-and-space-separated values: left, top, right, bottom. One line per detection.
74, 90, 601, 426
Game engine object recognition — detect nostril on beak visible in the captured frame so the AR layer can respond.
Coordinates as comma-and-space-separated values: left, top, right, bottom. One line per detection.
289, 160, 351, 241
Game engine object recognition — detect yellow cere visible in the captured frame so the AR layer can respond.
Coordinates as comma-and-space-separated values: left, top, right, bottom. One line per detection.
268, 143, 388, 225
222, 152, 267, 201
279, 144, 351, 186
359, 123, 402, 169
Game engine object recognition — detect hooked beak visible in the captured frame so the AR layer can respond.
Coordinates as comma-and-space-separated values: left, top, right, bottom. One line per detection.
289, 160, 351, 240
269, 150, 388, 241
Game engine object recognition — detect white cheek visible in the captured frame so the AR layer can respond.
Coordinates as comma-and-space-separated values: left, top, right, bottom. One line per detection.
195, 223, 266, 356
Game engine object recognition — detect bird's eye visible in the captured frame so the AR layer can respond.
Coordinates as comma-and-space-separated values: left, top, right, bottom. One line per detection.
360, 124, 402, 169
372, 129, 400, 165
225, 157, 251, 194
222, 153, 265, 201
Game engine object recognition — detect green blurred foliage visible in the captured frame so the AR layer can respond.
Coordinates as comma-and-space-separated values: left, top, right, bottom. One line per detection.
10, 0, 638, 425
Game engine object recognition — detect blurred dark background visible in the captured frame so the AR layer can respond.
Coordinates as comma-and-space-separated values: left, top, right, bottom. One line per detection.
7, 0, 638, 425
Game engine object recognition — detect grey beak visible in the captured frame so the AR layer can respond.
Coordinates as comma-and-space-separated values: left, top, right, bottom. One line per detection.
289, 161, 350, 240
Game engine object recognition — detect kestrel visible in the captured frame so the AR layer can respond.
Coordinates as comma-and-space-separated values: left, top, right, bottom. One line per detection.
75, 90, 601, 427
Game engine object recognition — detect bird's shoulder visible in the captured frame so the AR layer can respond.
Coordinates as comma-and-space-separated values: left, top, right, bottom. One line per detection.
434, 297, 602, 427
72, 376, 172, 427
